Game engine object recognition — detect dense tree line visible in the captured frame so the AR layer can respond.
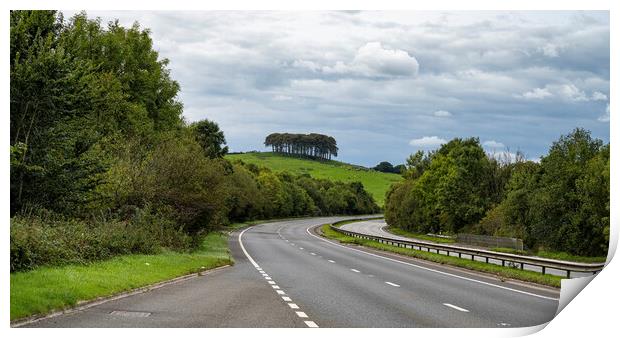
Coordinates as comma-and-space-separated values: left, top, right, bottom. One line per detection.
9, 11, 378, 272
264, 133, 338, 160
385, 130, 609, 256
373, 161, 406, 174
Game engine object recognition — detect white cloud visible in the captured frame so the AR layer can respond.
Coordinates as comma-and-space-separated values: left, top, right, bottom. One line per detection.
409, 136, 447, 148
540, 43, 562, 57
272, 94, 293, 101
591, 91, 608, 101
483, 140, 505, 148
317, 42, 419, 78
520, 87, 553, 99
598, 103, 610, 122
558, 84, 589, 101
433, 110, 452, 117
518, 84, 607, 102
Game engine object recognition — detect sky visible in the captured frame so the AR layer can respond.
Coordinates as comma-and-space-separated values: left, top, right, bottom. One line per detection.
64, 10, 610, 167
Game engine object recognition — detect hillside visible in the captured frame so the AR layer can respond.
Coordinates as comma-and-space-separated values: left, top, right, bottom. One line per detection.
226, 152, 402, 206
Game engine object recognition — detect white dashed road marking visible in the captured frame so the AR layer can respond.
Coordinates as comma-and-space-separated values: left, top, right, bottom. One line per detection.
305, 321, 319, 328
310, 252, 316, 255
305, 225, 558, 301
350, 269, 361, 273
443, 303, 469, 312
385, 282, 400, 287
328, 260, 335, 263
239, 226, 323, 327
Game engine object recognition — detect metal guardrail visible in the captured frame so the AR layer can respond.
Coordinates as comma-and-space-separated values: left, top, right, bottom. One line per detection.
330, 223, 605, 278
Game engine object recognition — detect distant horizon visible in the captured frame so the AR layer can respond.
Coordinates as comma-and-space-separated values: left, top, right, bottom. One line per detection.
63, 10, 610, 167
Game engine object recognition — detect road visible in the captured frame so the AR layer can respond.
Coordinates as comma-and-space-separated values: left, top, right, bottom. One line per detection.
24, 216, 559, 328
342, 219, 595, 278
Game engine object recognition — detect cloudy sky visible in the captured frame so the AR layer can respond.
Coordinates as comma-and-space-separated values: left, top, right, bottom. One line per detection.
66, 11, 610, 167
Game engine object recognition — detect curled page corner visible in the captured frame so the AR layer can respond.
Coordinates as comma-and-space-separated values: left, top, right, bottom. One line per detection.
555, 275, 597, 315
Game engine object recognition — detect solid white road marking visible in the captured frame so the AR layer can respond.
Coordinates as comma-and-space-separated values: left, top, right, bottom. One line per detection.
328, 260, 335, 263
305, 225, 558, 301
239, 225, 321, 328
385, 282, 400, 287
350, 269, 361, 273
239, 227, 260, 268
443, 303, 470, 312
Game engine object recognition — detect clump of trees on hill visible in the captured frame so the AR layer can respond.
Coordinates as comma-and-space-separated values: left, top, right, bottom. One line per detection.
264, 133, 338, 160
9, 11, 378, 272
385, 129, 609, 257
373, 161, 406, 174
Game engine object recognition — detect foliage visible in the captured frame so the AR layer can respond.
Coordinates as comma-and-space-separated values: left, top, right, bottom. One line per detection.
264, 132, 338, 160
226, 152, 402, 206
191, 119, 229, 158
10, 11, 380, 273
385, 129, 610, 257
373, 161, 405, 174
10, 207, 192, 272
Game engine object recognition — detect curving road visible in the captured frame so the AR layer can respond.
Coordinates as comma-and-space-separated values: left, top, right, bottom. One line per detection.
24, 216, 559, 328
341, 219, 592, 278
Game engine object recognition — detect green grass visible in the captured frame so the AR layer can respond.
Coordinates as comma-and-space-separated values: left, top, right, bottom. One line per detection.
226, 152, 402, 206
10, 232, 232, 321
384, 226, 456, 244
321, 224, 562, 288
490, 248, 606, 263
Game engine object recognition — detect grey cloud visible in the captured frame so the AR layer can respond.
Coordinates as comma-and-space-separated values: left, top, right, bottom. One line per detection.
67, 10, 609, 166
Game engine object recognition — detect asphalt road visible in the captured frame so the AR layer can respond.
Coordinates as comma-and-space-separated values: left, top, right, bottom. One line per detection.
24, 216, 559, 328
341, 219, 592, 278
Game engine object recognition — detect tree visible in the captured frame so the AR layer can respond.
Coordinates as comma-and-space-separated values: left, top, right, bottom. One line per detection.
191, 119, 229, 158
264, 132, 338, 160
373, 161, 395, 173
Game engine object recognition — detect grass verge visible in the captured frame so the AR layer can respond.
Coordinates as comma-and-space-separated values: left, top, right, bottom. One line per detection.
10, 232, 232, 321
491, 248, 606, 263
321, 224, 562, 288
383, 226, 456, 244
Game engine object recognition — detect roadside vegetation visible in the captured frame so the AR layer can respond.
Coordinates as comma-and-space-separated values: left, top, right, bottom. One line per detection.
320, 224, 562, 288
383, 226, 456, 244
10, 10, 378, 275
10, 232, 231, 321
385, 130, 610, 258
226, 152, 402, 206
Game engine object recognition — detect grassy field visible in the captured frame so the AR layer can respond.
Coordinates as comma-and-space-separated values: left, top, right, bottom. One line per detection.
227, 152, 402, 206
10, 232, 232, 321
320, 224, 562, 288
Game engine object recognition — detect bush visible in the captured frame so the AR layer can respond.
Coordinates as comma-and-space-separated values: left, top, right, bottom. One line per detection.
10, 207, 193, 272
